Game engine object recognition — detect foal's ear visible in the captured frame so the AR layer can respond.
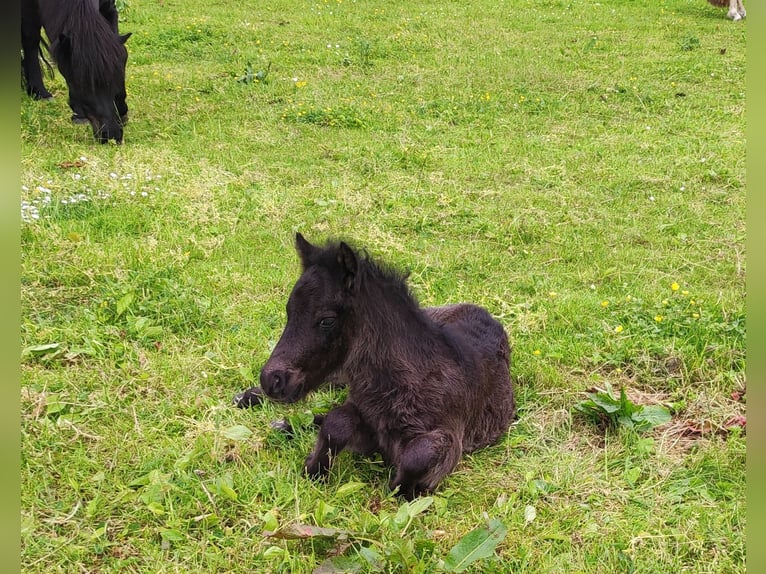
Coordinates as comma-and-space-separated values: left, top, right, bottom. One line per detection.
338, 242, 358, 291
295, 232, 318, 268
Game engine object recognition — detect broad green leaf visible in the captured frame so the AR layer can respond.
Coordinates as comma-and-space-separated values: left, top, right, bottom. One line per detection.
221, 425, 253, 441
45, 396, 66, 415
116, 292, 135, 317
314, 499, 337, 524
22, 342, 61, 356
263, 545, 288, 559
287, 410, 316, 429
335, 481, 366, 498
532, 479, 557, 494
215, 474, 238, 501
588, 392, 621, 413
145, 501, 165, 515
443, 518, 508, 573
393, 503, 410, 530
260, 509, 279, 532
139, 325, 163, 339
633, 405, 671, 427
617, 415, 634, 428
624, 466, 641, 486
159, 528, 184, 542
406, 496, 434, 518
619, 386, 638, 416
128, 472, 152, 488
357, 546, 384, 569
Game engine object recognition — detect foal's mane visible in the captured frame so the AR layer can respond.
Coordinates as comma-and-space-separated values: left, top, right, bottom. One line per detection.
46, 0, 125, 89
318, 240, 417, 310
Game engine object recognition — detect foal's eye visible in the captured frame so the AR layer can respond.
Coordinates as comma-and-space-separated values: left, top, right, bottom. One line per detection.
319, 317, 336, 329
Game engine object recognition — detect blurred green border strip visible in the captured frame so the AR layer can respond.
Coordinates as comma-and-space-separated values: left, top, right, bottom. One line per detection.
747, 2, 764, 571
1, 2, 21, 571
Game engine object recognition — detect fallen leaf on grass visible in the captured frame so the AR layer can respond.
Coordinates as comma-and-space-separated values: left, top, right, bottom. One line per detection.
723, 415, 746, 431
731, 389, 745, 402
674, 416, 745, 438
58, 160, 86, 169
677, 420, 714, 437
264, 523, 349, 540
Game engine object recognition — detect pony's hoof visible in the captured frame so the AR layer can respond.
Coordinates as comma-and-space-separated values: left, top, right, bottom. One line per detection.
30, 90, 53, 101
270, 418, 294, 437
233, 386, 265, 408
304, 458, 329, 479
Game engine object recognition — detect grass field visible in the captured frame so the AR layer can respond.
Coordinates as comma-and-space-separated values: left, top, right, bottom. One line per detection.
20, 0, 746, 572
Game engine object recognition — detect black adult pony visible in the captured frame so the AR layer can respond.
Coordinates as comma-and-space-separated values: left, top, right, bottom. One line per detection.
260, 234, 515, 499
21, 0, 130, 143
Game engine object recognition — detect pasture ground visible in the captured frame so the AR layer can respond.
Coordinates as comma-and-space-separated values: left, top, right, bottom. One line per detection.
21, 0, 745, 572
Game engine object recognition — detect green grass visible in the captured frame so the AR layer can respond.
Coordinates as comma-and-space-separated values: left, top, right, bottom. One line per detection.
21, 0, 745, 572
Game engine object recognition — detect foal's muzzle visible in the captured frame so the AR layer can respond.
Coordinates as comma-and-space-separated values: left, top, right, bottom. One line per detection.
260, 365, 304, 403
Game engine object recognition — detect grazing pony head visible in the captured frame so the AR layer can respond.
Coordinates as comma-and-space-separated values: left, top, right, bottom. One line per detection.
260, 233, 359, 403
50, 10, 130, 143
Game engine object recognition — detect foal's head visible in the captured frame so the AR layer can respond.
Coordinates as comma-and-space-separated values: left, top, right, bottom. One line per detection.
260, 234, 358, 403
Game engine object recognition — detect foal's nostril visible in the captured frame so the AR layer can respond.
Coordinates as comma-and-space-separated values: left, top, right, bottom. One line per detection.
261, 368, 288, 398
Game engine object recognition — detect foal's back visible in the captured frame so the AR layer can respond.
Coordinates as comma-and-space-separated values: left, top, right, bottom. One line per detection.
435, 303, 515, 452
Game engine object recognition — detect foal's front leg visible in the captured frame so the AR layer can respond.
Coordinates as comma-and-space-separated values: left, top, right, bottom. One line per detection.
304, 401, 372, 478
391, 430, 462, 500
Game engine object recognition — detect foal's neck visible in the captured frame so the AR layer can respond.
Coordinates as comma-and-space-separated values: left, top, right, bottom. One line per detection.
347, 272, 435, 370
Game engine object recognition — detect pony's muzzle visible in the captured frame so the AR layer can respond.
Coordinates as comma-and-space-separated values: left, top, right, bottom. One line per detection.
260, 365, 301, 402
90, 119, 123, 144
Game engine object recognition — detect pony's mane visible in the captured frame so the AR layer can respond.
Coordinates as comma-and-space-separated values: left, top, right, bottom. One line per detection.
356, 251, 416, 305
315, 240, 416, 306
47, 0, 125, 89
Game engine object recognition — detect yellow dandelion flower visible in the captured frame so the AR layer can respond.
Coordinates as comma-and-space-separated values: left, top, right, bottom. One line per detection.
548, 292, 557, 298
654, 315, 664, 322
614, 325, 624, 333
692, 312, 699, 319
601, 300, 609, 307
533, 349, 541, 356
671, 282, 680, 291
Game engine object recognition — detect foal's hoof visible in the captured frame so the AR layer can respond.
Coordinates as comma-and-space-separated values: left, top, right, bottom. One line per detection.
233, 386, 265, 408
304, 460, 329, 480
270, 418, 294, 437
71, 113, 89, 125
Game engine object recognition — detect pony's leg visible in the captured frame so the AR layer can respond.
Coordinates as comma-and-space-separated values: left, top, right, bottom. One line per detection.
304, 401, 372, 478
390, 431, 462, 500
21, 17, 51, 100
728, 0, 743, 20
737, 0, 746, 19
